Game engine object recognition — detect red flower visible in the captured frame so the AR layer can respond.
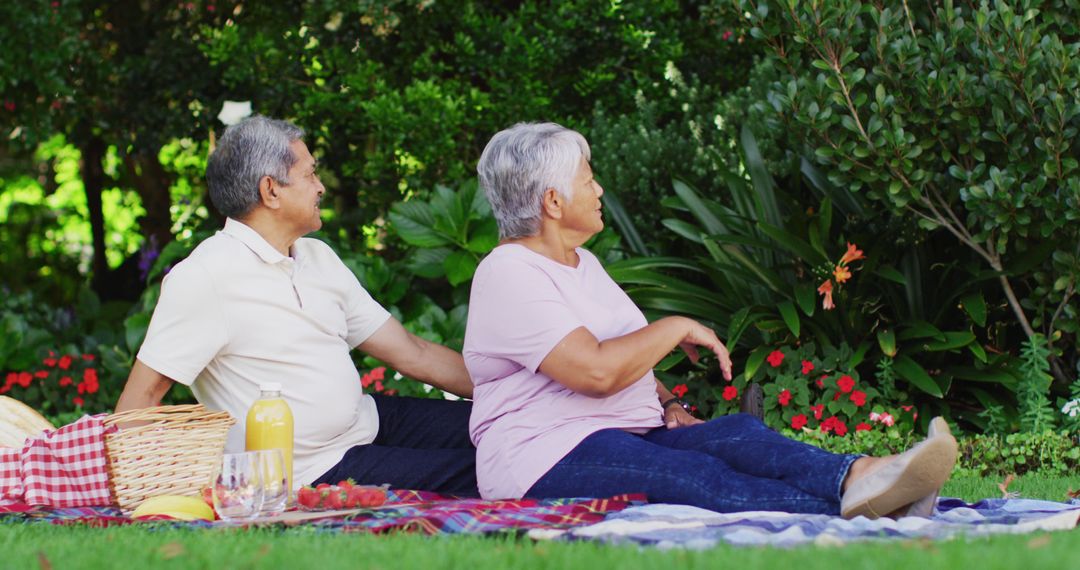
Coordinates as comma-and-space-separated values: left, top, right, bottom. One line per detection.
722, 30, 733, 41
801, 360, 814, 375
849, 390, 866, 407
83, 368, 98, 383
59, 376, 73, 387
810, 404, 824, 420
833, 420, 848, 436
791, 414, 808, 430
34, 370, 49, 379
58, 355, 72, 370
856, 422, 872, 432
373, 380, 384, 392
815, 376, 826, 389
369, 367, 386, 381
766, 350, 785, 368
839, 242, 865, 265
17, 372, 33, 388
73, 397, 84, 407
360, 372, 373, 388
43, 358, 58, 367
82, 354, 96, 361
817, 280, 835, 310
722, 386, 738, 401
3, 101, 15, 112
778, 389, 792, 407
836, 375, 855, 393
671, 384, 688, 399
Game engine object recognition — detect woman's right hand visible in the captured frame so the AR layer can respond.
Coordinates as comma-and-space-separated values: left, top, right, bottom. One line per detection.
677, 317, 733, 381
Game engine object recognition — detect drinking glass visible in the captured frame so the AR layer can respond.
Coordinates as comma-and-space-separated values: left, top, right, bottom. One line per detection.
211, 451, 263, 522
255, 448, 289, 517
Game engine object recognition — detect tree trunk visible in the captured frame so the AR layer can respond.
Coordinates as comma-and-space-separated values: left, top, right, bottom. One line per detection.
81, 137, 109, 294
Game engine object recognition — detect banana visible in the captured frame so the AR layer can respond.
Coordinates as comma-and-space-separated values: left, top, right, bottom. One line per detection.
131, 495, 215, 521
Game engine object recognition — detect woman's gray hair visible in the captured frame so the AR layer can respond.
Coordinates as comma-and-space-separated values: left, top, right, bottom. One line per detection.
477, 122, 591, 239
206, 115, 305, 218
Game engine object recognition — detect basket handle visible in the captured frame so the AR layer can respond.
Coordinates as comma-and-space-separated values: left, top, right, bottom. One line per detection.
104, 404, 235, 427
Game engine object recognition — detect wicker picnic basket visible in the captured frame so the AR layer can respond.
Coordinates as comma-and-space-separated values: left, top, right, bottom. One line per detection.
103, 404, 236, 511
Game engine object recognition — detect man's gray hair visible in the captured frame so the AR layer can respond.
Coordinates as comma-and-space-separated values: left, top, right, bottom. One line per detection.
476, 122, 591, 239
206, 115, 305, 219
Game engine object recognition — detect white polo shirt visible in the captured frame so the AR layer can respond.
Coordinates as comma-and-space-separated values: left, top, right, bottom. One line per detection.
137, 218, 391, 486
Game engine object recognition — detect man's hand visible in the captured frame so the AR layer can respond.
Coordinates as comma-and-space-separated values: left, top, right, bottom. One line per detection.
664, 404, 703, 429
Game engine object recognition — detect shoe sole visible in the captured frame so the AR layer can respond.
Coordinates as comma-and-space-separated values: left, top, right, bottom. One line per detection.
841, 433, 958, 519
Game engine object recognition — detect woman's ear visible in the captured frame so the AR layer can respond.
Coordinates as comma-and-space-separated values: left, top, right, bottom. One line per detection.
258, 176, 281, 210
540, 187, 563, 219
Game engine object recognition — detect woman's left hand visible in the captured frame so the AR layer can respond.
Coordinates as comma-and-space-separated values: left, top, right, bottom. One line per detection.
664, 405, 703, 429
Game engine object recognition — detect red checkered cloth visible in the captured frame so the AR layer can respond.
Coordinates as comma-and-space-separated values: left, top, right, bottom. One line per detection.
0, 414, 113, 508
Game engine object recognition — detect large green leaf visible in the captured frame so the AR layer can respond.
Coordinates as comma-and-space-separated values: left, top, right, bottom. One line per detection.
744, 345, 770, 381
960, 293, 987, 327
443, 251, 478, 286
740, 124, 783, 227
406, 247, 451, 278
661, 218, 705, 244
606, 257, 705, 273
600, 187, 649, 256
757, 221, 827, 264
897, 321, 944, 341
877, 328, 897, 357
778, 300, 800, 337
921, 331, 976, 352
794, 282, 816, 317
893, 355, 944, 397
389, 201, 451, 247
672, 179, 725, 235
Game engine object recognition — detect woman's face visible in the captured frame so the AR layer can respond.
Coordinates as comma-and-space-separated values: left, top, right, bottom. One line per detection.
561, 157, 605, 237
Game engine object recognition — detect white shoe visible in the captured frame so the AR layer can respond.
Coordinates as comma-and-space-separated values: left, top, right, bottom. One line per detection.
892, 417, 952, 518
841, 417, 957, 519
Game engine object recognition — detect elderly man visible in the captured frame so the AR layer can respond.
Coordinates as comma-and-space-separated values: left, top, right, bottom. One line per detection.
115, 115, 476, 494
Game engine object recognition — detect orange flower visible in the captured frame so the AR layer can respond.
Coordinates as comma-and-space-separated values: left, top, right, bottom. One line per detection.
839, 242, 865, 265
833, 265, 852, 284
817, 280, 835, 310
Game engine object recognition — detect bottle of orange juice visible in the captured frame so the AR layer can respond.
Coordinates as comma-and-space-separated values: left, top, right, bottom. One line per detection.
245, 383, 294, 493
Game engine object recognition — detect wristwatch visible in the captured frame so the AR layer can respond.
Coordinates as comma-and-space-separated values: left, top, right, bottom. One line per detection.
661, 397, 692, 414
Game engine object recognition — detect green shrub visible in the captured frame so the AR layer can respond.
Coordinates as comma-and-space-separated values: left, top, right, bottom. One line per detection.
789, 426, 1080, 477
740, 0, 1080, 385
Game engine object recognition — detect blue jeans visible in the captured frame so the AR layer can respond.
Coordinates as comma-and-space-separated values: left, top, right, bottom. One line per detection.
313, 395, 478, 496
526, 414, 859, 514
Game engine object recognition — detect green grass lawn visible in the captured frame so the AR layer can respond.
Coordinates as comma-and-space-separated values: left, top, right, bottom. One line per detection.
3, 475, 1079, 570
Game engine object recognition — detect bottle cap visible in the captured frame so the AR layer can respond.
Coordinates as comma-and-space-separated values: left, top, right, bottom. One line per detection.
260, 382, 282, 392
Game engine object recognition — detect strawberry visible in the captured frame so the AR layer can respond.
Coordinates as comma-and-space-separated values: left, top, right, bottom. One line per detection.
325, 488, 345, 510
337, 479, 355, 491
297, 486, 321, 509
363, 487, 388, 507
315, 483, 331, 492
344, 485, 365, 508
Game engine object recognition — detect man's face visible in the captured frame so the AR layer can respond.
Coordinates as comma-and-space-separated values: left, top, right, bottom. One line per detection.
278, 140, 325, 236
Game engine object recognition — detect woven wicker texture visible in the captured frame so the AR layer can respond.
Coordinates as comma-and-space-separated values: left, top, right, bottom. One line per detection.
104, 404, 236, 511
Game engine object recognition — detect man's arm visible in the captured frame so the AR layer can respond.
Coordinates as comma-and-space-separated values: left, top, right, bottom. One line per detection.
357, 318, 473, 399
115, 359, 176, 413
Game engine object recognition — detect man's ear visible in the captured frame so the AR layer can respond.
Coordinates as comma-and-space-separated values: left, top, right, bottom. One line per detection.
258, 176, 281, 210
540, 188, 563, 220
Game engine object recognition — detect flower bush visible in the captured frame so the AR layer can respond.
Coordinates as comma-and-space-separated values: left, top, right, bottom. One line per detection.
717, 343, 919, 437
1, 351, 105, 416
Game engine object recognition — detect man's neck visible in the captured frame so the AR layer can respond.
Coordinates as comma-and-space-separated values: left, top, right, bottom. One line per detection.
236, 213, 297, 257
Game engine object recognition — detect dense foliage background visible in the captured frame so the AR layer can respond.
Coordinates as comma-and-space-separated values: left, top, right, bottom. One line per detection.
1, 0, 1077, 439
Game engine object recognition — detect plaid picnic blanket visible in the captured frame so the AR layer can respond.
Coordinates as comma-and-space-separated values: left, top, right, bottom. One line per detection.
529, 497, 1080, 549
0, 414, 112, 508
0, 490, 643, 535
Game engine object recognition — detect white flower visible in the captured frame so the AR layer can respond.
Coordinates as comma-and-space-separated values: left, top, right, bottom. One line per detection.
217, 101, 252, 126
1062, 399, 1080, 418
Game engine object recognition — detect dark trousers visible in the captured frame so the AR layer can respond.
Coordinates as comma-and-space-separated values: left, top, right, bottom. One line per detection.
313, 395, 478, 496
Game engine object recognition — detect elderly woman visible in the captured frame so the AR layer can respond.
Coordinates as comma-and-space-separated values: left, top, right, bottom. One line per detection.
463, 122, 958, 518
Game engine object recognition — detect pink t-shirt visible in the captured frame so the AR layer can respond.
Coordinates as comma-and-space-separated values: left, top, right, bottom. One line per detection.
464, 244, 664, 499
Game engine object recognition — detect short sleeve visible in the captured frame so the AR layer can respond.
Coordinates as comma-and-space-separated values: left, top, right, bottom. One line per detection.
136, 259, 229, 385
468, 256, 585, 373
335, 257, 391, 348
